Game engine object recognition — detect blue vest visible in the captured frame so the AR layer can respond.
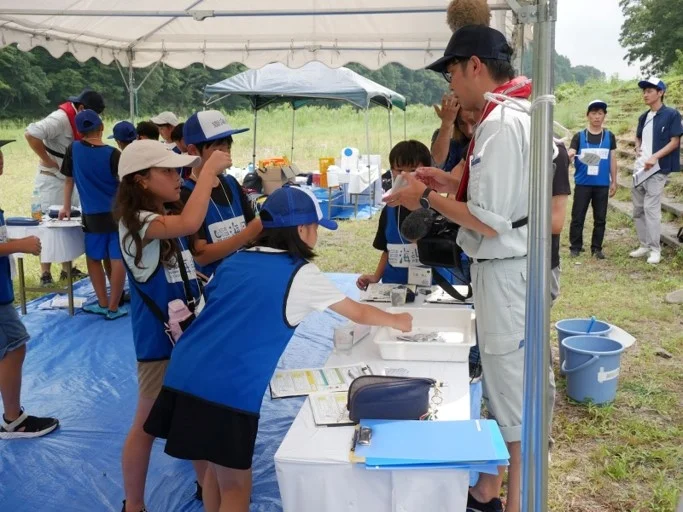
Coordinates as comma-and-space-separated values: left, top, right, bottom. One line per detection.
71, 142, 119, 214
574, 130, 612, 187
182, 175, 246, 276
163, 250, 305, 415
124, 237, 200, 362
382, 206, 456, 285
0, 210, 13, 305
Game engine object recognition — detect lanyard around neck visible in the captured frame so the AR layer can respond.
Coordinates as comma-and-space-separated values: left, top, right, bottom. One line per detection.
585, 129, 604, 148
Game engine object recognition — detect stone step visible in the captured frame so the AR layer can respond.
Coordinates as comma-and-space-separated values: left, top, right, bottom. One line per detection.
614, 175, 683, 219
607, 199, 682, 250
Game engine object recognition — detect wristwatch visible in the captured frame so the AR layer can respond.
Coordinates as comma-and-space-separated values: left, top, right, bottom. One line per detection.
419, 187, 433, 209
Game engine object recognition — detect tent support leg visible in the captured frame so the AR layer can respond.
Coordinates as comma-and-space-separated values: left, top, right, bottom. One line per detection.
521, 1, 556, 512
388, 107, 393, 149
252, 108, 258, 170
291, 108, 296, 163
365, 108, 372, 219
403, 107, 407, 140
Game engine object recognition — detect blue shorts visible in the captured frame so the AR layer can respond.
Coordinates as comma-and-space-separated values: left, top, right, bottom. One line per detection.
0, 303, 29, 360
84, 232, 122, 261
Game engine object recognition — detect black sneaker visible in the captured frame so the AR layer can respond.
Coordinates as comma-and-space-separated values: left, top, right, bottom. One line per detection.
467, 491, 504, 512
121, 500, 147, 512
569, 249, 581, 257
119, 291, 131, 307
39, 272, 54, 287
0, 410, 59, 439
592, 250, 606, 260
60, 267, 87, 281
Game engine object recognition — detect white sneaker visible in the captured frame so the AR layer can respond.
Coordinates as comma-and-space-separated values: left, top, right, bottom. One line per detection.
630, 247, 650, 258
647, 251, 661, 264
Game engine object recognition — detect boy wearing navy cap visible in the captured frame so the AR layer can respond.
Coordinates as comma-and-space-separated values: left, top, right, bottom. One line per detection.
109, 121, 138, 151
629, 77, 682, 264
567, 100, 617, 259
0, 139, 60, 439
60, 110, 127, 320
180, 110, 262, 278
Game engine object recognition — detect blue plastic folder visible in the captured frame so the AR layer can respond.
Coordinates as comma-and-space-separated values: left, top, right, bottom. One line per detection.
354, 419, 509, 471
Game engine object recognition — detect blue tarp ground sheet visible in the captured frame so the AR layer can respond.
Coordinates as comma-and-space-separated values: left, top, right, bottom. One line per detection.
0, 273, 481, 512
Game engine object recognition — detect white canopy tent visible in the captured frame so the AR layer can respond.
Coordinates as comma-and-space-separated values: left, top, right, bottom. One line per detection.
204, 61, 407, 167
0, 2, 557, 510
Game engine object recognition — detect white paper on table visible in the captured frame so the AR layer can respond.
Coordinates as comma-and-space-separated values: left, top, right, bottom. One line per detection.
308, 392, 353, 426
269, 363, 372, 398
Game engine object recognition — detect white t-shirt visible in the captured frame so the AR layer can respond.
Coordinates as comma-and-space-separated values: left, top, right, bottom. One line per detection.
457, 100, 531, 260
118, 211, 162, 282
640, 111, 656, 160
26, 108, 74, 173
245, 247, 346, 325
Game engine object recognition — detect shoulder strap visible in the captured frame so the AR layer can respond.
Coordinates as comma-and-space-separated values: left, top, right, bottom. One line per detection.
431, 268, 472, 302
175, 244, 202, 312
512, 217, 528, 229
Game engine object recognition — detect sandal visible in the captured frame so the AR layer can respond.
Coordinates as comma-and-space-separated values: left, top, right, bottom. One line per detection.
0, 410, 59, 439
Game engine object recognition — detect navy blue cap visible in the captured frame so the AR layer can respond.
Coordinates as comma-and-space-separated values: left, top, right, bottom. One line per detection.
108, 121, 137, 142
638, 76, 666, 92
75, 109, 103, 134
67, 89, 105, 114
426, 25, 513, 73
183, 110, 249, 146
261, 186, 338, 231
0, 139, 15, 148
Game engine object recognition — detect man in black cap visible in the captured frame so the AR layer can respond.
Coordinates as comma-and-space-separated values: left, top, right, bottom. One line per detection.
24, 89, 105, 286
384, 25, 555, 512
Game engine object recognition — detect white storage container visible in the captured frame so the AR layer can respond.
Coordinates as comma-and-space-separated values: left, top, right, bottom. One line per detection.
374, 306, 476, 362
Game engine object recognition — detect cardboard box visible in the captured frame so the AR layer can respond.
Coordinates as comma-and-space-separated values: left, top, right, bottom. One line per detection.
259, 164, 299, 194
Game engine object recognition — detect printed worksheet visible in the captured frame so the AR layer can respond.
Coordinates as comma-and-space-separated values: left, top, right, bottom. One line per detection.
269, 363, 372, 398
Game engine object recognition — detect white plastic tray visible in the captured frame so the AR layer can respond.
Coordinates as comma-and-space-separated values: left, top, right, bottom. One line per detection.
374, 306, 476, 362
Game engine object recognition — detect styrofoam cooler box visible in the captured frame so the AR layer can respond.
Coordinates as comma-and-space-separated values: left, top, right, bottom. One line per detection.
374, 306, 476, 362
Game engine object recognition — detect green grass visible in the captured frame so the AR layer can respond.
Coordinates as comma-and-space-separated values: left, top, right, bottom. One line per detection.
2, 94, 683, 511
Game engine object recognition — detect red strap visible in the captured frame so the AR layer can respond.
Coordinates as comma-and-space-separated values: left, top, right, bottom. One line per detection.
455, 77, 532, 202
58, 102, 82, 141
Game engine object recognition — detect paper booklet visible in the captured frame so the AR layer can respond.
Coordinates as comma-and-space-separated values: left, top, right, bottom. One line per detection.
309, 392, 354, 426
269, 363, 372, 399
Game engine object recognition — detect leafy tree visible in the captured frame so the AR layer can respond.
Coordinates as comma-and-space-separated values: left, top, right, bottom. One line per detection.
619, 0, 683, 74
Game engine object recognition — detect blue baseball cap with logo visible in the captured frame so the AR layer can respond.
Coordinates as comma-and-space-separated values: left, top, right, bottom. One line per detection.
108, 121, 137, 142
75, 109, 103, 134
183, 110, 249, 146
261, 185, 338, 231
638, 76, 666, 92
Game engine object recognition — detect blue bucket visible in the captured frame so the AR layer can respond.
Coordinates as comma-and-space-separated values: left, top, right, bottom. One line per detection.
555, 318, 612, 374
561, 335, 624, 404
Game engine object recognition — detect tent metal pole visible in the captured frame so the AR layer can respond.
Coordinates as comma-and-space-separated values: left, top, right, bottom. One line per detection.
252, 108, 258, 170
365, 108, 372, 219
387, 107, 393, 149
127, 52, 135, 122
521, 1, 556, 511
291, 108, 296, 162
403, 107, 407, 140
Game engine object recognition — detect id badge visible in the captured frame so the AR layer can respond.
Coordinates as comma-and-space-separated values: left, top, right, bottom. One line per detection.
208, 216, 246, 242
387, 243, 419, 268
408, 265, 432, 287
164, 249, 198, 284
587, 165, 599, 176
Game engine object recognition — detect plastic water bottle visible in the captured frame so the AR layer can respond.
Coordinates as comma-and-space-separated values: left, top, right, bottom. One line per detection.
30, 189, 42, 221
247, 162, 254, 173
340, 147, 359, 174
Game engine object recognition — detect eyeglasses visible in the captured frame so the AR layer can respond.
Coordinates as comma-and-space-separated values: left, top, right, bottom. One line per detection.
441, 58, 465, 83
